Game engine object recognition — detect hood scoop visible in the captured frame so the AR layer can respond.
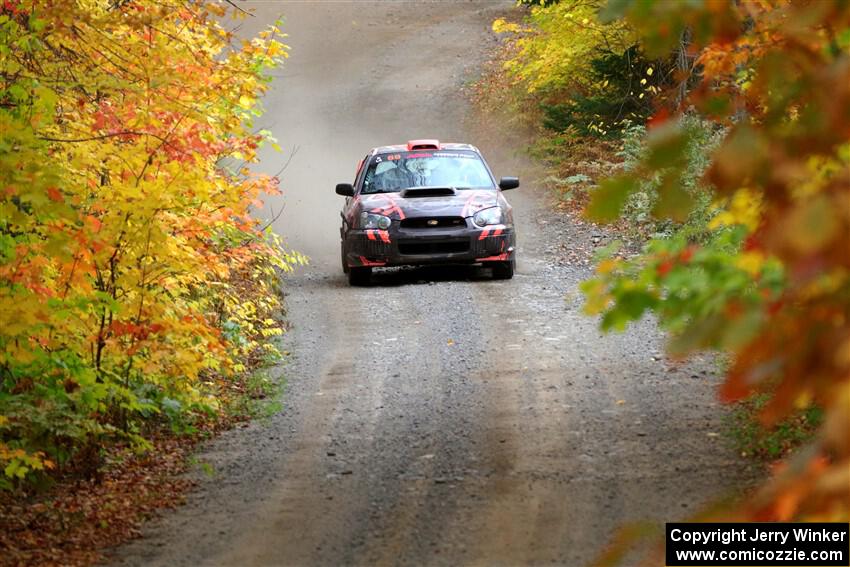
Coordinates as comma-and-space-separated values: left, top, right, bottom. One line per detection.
400, 187, 457, 198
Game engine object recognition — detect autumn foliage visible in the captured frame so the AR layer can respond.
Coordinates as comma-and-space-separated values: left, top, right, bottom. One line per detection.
0, 0, 303, 486
583, 0, 849, 530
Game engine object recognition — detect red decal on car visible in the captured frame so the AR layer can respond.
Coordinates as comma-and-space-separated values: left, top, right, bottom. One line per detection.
387, 194, 405, 220
368, 194, 406, 220
477, 253, 509, 262
478, 224, 506, 239
461, 190, 493, 218
358, 256, 386, 267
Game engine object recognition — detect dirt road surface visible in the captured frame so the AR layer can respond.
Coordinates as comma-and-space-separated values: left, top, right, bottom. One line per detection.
112, 2, 755, 566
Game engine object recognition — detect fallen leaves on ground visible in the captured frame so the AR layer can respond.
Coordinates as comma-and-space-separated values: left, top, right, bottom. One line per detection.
0, 435, 193, 567
0, 408, 252, 567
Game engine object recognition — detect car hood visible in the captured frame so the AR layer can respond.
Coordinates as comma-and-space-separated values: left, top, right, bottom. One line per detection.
358, 189, 499, 220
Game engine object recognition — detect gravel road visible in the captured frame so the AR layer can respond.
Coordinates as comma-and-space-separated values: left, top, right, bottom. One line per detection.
111, 2, 756, 566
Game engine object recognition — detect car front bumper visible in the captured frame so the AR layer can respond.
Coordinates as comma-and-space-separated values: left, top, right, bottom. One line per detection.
343, 224, 515, 268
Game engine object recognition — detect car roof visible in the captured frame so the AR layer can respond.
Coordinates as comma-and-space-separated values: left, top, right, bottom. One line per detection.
370, 142, 480, 156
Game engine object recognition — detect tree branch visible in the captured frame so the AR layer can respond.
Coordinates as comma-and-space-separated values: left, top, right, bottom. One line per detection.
225, 1, 253, 17
38, 131, 170, 144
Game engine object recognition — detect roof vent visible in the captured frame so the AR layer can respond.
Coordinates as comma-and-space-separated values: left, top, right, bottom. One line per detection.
406, 139, 440, 151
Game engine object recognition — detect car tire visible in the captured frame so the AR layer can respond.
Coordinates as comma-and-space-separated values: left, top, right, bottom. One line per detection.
492, 258, 515, 280
341, 244, 350, 274
348, 266, 371, 286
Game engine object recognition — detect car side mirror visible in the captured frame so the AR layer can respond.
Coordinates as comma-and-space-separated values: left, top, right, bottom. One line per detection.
336, 183, 355, 197
499, 177, 519, 191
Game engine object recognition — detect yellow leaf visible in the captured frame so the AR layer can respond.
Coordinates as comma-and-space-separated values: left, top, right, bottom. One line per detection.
709, 188, 762, 231
735, 251, 766, 276
597, 258, 620, 275
492, 18, 521, 34
794, 390, 812, 409
646, 67, 654, 76
267, 41, 283, 57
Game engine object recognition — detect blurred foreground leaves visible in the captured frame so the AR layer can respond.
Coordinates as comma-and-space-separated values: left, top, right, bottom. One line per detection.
583, 0, 850, 540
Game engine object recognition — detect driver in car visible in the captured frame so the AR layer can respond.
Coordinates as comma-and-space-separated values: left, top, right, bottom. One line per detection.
374, 160, 414, 191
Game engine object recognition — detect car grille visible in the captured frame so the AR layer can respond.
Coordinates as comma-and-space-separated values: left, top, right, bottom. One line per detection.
398, 240, 470, 255
400, 217, 466, 229
362, 239, 389, 257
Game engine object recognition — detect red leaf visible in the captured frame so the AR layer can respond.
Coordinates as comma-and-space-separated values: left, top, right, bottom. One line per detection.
86, 216, 102, 232
647, 108, 670, 129
679, 245, 697, 263
656, 259, 674, 277
47, 187, 63, 202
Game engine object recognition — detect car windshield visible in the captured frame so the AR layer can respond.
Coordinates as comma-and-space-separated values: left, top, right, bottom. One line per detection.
361, 150, 494, 194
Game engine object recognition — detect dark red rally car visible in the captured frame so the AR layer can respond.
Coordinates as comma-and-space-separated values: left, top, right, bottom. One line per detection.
336, 140, 519, 285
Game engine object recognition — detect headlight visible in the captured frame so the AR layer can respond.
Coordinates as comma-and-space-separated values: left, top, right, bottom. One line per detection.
472, 206, 503, 227
360, 212, 391, 230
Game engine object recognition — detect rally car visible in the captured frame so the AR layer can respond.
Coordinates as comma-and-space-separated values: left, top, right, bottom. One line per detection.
336, 140, 518, 285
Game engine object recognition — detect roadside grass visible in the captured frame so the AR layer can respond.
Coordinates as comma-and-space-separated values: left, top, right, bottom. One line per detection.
227, 359, 288, 424
529, 130, 621, 213
726, 394, 823, 462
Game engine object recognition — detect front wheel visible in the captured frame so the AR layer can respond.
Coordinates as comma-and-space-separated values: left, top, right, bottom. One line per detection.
341, 243, 350, 274
491, 258, 515, 280
348, 266, 371, 286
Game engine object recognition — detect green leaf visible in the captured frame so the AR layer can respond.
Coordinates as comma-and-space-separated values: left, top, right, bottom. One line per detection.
653, 172, 694, 222
586, 176, 639, 222
601, 289, 657, 331
598, 0, 631, 22
645, 123, 688, 169
668, 314, 727, 356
